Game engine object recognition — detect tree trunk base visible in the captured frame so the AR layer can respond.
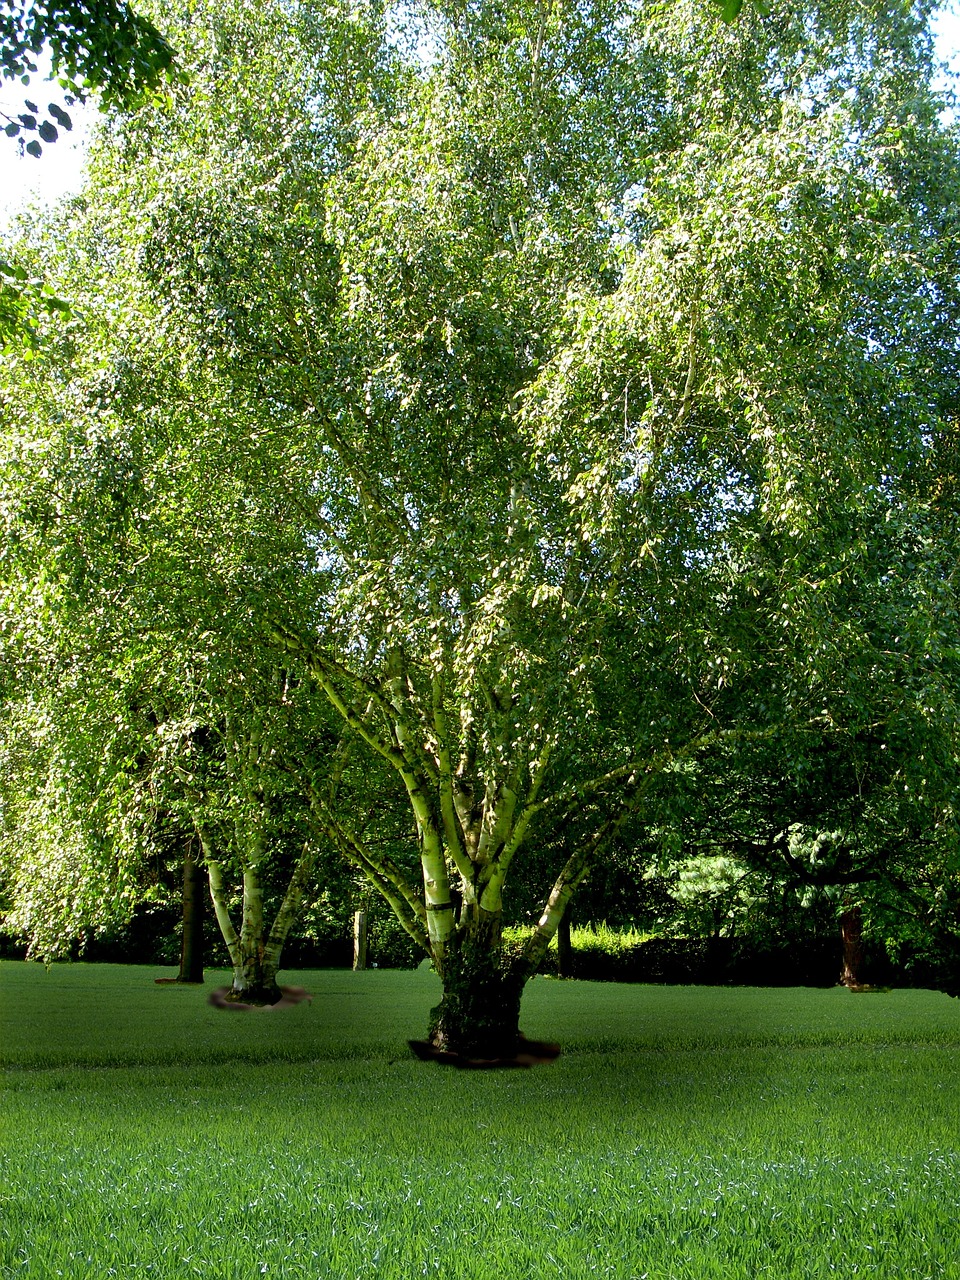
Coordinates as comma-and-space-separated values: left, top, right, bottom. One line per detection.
428, 970, 522, 1059
423, 919, 554, 1063
409, 1034, 561, 1069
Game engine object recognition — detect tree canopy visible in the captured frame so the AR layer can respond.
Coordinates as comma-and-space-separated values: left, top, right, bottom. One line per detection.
1, 0, 179, 350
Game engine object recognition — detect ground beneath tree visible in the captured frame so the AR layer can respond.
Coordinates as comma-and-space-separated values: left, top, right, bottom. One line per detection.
207, 985, 313, 1012
408, 1034, 561, 1069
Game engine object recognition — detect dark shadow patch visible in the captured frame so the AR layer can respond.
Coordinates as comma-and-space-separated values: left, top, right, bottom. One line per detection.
207, 985, 313, 1012
408, 1033, 561, 1069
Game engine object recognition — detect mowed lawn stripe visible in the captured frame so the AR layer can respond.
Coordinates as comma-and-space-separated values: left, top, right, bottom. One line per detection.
3, 964, 960, 1277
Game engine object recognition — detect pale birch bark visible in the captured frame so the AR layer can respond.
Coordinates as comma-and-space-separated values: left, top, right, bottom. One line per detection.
205, 855, 243, 973
238, 867, 266, 990
262, 842, 318, 974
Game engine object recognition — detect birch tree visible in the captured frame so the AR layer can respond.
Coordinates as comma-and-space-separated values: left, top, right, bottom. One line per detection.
0, 573, 344, 1002
157, 666, 347, 1003
4, 0, 960, 1053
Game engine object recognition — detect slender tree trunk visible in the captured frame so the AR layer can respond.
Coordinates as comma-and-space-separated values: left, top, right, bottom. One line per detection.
840, 904, 864, 988
261, 842, 318, 981
177, 839, 205, 983
353, 910, 368, 970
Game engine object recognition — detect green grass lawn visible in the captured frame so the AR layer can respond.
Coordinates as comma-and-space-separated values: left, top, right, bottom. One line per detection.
3, 963, 960, 1278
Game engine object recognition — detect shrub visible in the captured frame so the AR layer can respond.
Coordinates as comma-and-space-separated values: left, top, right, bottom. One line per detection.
506, 922, 848, 986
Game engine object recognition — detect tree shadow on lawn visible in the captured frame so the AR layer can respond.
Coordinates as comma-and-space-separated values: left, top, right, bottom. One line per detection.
207, 984, 313, 1012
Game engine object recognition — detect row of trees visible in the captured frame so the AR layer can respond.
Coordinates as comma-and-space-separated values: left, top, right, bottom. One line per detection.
35, 826, 956, 994
2, 0, 960, 1056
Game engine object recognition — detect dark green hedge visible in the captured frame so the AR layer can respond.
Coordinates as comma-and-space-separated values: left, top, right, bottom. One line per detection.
532, 935, 906, 987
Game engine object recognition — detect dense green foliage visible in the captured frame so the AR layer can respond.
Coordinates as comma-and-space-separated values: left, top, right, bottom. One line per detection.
4, 964, 960, 1277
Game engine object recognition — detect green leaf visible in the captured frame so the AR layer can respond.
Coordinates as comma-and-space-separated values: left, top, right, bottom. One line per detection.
25, 139, 42, 158
38, 120, 58, 144
49, 103, 73, 130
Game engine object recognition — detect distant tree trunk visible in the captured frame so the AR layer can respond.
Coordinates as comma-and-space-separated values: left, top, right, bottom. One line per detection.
840, 904, 864, 988
177, 839, 205, 983
200, 834, 318, 1005
556, 909, 573, 978
705, 905, 727, 980
353, 909, 368, 970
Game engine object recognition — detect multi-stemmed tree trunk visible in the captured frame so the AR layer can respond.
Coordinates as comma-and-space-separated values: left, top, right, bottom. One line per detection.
199, 831, 319, 1004
186, 714, 325, 1004
171, 691, 335, 1005
292, 626, 724, 1056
